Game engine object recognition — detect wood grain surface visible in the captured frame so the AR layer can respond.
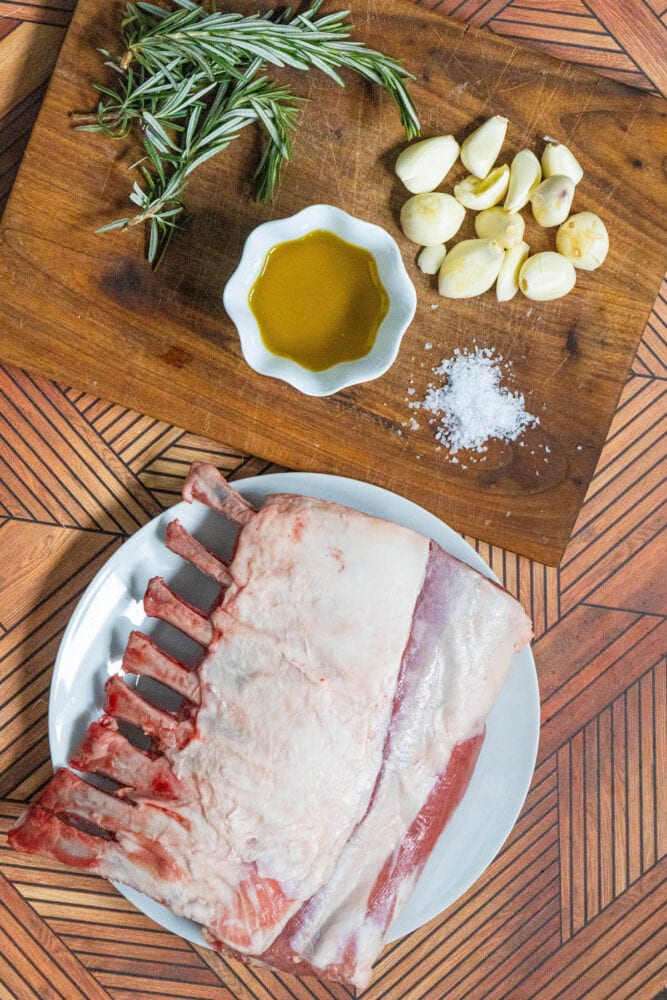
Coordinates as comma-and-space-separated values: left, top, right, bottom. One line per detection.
0, 2, 666, 999
0, 0, 666, 564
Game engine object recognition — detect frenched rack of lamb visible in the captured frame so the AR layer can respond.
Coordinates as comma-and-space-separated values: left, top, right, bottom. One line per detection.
9, 463, 532, 988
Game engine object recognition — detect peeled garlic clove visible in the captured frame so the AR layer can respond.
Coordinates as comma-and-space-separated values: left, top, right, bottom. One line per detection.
519, 252, 576, 301
474, 206, 525, 249
460, 115, 508, 179
542, 140, 583, 185
438, 239, 505, 298
418, 243, 447, 274
504, 149, 541, 212
395, 135, 460, 194
496, 240, 530, 301
454, 164, 510, 211
530, 175, 575, 227
556, 212, 609, 271
400, 193, 465, 246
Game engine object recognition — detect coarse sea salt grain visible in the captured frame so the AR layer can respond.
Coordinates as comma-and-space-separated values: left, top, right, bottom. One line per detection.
416, 346, 539, 456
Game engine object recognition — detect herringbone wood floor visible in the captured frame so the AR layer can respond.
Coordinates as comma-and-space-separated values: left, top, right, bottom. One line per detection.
0, 1, 665, 998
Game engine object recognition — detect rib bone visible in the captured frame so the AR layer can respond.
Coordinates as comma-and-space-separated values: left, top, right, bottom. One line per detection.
10, 804, 183, 881
38, 769, 151, 836
123, 631, 201, 705
70, 715, 185, 798
166, 519, 232, 587
104, 674, 193, 750
144, 576, 214, 647
183, 462, 256, 524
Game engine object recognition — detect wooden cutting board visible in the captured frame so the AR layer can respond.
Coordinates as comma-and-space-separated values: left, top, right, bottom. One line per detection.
0, 0, 665, 564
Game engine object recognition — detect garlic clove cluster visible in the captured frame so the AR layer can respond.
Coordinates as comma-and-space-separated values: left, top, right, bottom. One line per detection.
395, 135, 460, 194
395, 119, 607, 305
460, 115, 508, 178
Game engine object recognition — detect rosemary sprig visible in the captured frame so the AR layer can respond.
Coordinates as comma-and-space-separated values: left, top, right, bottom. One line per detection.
96, 69, 303, 266
79, 0, 420, 267
119, 0, 420, 139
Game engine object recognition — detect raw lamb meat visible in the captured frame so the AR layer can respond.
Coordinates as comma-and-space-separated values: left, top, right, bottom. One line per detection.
9, 463, 532, 988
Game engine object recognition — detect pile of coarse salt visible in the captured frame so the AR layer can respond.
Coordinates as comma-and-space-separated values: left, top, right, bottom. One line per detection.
412, 346, 538, 457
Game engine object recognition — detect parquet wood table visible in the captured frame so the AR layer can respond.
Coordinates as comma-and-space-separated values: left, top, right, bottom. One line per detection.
0, 1, 665, 998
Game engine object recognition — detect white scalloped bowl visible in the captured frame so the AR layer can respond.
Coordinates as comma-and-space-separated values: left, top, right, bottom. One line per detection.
223, 204, 417, 396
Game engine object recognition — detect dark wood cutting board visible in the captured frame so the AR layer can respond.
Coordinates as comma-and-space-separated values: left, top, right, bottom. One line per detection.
0, 0, 665, 564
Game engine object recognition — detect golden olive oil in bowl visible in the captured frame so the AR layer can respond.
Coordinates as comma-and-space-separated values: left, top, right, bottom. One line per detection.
223, 205, 416, 397
249, 230, 389, 372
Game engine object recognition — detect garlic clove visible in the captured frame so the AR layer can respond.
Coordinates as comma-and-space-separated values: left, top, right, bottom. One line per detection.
418, 243, 447, 274
438, 239, 505, 298
496, 240, 530, 301
474, 206, 525, 249
395, 135, 460, 194
459, 115, 508, 179
530, 175, 575, 227
556, 212, 609, 271
541, 140, 583, 185
400, 193, 465, 246
454, 164, 510, 211
519, 252, 576, 301
504, 149, 541, 213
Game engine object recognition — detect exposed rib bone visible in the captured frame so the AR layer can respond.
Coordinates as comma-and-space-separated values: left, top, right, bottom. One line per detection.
144, 576, 214, 646
9, 805, 105, 868
70, 715, 185, 798
104, 674, 193, 750
166, 519, 232, 587
123, 631, 201, 705
183, 462, 256, 525
38, 769, 153, 836
10, 803, 182, 881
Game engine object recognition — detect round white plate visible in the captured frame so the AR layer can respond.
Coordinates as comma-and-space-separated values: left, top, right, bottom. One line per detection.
49, 473, 539, 946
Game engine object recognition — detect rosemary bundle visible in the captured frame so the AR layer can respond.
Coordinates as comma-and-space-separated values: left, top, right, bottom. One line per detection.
78, 0, 420, 267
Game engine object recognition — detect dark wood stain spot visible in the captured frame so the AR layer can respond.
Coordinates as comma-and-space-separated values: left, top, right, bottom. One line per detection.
160, 346, 193, 370
333, 128, 343, 140
566, 327, 580, 356
100, 259, 145, 307
631, 158, 643, 169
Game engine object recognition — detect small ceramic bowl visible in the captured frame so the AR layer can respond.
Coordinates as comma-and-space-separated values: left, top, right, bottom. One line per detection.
223, 204, 417, 397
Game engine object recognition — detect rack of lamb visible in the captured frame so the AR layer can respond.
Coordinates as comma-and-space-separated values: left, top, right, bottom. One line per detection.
10, 463, 532, 988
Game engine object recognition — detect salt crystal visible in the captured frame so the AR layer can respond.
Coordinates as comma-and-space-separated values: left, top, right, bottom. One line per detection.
408, 417, 420, 431
424, 342, 433, 350
430, 304, 439, 311
407, 387, 416, 395
414, 347, 538, 457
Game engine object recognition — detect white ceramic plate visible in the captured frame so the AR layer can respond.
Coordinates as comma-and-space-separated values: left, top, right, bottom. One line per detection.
49, 473, 539, 945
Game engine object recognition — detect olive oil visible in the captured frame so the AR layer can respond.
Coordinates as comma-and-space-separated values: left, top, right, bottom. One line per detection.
249, 230, 389, 372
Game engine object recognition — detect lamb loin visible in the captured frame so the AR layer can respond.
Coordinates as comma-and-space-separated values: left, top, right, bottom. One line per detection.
9, 463, 532, 988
